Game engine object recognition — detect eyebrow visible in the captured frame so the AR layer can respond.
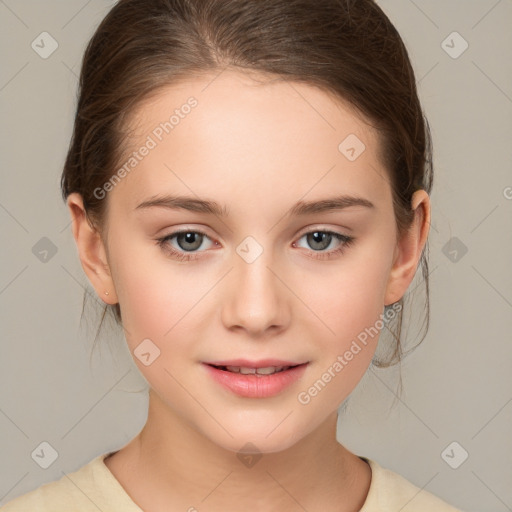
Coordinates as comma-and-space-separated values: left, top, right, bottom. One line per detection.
134, 194, 375, 217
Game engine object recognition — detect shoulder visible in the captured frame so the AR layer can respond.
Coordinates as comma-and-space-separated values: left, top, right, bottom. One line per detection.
360, 457, 465, 512
0, 452, 140, 512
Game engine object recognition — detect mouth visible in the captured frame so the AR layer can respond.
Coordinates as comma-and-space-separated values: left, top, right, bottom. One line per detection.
202, 362, 309, 398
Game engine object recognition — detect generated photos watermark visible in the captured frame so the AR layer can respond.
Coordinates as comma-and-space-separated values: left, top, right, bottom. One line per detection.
297, 302, 402, 405
93, 96, 198, 200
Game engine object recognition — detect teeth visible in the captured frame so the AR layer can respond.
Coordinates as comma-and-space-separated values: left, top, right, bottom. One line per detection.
224, 365, 290, 375
255, 366, 283, 375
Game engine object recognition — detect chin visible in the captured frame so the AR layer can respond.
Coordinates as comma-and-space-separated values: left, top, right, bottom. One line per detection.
203, 421, 307, 456
223, 436, 300, 456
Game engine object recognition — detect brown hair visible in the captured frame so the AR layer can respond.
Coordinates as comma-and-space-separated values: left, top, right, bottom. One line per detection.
61, 0, 433, 388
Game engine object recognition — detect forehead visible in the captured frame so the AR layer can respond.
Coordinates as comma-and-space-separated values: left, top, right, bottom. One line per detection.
111, 69, 389, 213
127, 68, 378, 148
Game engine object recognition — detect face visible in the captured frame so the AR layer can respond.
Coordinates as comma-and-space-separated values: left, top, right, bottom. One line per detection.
73, 69, 419, 454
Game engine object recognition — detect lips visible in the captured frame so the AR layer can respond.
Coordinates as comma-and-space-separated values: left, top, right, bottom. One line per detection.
202, 360, 309, 398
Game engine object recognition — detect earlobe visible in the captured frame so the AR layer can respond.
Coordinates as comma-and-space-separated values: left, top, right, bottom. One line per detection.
384, 190, 431, 306
66, 193, 118, 304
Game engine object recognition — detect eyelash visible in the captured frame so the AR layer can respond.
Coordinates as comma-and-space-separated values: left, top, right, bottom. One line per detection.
156, 228, 355, 262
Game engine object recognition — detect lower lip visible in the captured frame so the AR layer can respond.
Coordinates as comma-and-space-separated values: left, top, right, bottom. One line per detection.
202, 363, 309, 398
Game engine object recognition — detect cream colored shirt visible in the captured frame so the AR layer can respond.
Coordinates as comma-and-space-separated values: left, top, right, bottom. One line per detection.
1, 452, 463, 511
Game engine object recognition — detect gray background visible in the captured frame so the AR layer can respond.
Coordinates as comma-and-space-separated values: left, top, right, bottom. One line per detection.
1, 1, 511, 511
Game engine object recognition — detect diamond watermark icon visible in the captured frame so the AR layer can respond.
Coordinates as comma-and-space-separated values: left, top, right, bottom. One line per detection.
236, 236, 263, 264
441, 441, 469, 469
442, 236, 468, 263
441, 31, 468, 59
32, 237, 58, 263
134, 338, 161, 366
338, 134, 366, 162
31, 441, 59, 469
31, 32, 59, 59
237, 442, 263, 468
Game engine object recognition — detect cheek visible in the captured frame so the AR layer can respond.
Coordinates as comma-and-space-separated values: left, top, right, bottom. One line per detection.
296, 245, 392, 394
304, 247, 390, 342
109, 241, 205, 348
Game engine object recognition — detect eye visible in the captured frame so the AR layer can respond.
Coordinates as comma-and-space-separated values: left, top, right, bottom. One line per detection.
293, 229, 355, 260
156, 229, 215, 261
156, 228, 355, 262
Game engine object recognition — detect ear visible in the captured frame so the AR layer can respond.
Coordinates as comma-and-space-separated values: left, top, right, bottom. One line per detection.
66, 193, 118, 305
384, 189, 431, 306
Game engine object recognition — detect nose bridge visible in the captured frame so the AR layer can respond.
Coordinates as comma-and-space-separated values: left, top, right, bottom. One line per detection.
222, 234, 287, 333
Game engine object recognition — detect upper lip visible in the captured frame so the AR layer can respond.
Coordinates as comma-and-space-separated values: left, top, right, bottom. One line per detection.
204, 359, 308, 368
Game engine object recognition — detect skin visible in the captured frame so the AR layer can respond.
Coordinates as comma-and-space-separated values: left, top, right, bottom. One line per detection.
67, 69, 430, 512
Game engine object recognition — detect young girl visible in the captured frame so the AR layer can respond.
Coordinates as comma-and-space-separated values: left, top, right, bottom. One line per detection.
2, 0, 464, 510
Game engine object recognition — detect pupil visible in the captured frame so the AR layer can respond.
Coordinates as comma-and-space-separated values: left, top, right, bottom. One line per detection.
309, 231, 329, 250
179, 232, 202, 251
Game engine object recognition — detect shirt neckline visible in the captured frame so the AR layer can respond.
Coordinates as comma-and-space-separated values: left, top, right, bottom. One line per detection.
95, 451, 379, 511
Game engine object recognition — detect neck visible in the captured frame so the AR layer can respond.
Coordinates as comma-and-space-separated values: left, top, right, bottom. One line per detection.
105, 389, 371, 512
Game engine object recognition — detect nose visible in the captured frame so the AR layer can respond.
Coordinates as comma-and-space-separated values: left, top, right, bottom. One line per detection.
220, 246, 290, 336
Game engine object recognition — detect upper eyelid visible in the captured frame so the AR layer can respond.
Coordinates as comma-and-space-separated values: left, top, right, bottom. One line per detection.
296, 225, 351, 237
